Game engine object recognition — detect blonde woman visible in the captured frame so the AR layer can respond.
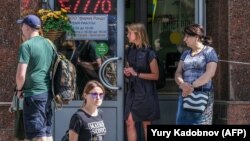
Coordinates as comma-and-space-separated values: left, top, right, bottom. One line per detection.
124, 23, 160, 141
68, 80, 106, 141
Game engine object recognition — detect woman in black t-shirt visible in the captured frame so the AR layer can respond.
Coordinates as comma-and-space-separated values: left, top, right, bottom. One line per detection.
68, 80, 106, 141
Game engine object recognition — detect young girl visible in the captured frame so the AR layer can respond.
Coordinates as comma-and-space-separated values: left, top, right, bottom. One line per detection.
124, 23, 160, 141
68, 80, 106, 141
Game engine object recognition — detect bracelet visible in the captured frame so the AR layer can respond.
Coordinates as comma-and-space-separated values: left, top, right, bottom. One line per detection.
134, 72, 138, 77
15, 89, 23, 92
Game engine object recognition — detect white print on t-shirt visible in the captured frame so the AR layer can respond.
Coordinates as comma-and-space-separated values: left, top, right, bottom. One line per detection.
88, 121, 106, 135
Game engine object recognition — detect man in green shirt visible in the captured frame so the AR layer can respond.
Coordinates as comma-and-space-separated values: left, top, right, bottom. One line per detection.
16, 14, 55, 141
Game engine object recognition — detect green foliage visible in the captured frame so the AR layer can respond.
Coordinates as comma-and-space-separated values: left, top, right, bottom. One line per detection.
37, 8, 75, 36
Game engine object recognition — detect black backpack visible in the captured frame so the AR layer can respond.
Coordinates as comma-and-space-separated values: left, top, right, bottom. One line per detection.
147, 47, 166, 89
155, 56, 166, 89
47, 39, 77, 108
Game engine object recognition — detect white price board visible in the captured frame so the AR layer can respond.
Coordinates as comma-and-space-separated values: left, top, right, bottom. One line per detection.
67, 14, 108, 40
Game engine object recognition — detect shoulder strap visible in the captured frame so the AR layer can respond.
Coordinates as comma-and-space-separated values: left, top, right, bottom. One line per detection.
78, 41, 90, 55
46, 38, 58, 55
46, 38, 61, 110
46, 38, 58, 69
69, 50, 76, 61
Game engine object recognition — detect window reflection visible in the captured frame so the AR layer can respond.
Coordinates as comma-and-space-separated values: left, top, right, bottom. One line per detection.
148, 0, 195, 91
54, 1, 118, 101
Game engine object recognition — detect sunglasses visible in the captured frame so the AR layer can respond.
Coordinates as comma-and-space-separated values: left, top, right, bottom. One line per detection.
89, 92, 104, 99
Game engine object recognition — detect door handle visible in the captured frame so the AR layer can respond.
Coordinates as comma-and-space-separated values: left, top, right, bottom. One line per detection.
99, 57, 121, 90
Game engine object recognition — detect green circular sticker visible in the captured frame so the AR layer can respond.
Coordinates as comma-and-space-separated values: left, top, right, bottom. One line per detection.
95, 42, 109, 56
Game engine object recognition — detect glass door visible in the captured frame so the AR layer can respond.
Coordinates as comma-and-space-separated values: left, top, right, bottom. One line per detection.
149, 0, 196, 81
147, 0, 205, 124
52, 0, 125, 141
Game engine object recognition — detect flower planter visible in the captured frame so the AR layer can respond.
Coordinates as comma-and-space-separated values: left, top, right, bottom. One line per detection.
37, 8, 74, 42
43, 30, 64, 42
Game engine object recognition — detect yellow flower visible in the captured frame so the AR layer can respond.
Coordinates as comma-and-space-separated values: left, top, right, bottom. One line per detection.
47, 13, 54, 17
41, 16, 47, 22
54, 11, 61, 16
53, 14, 59, 19
61, 8, 67, 13
37, 8, 74, 35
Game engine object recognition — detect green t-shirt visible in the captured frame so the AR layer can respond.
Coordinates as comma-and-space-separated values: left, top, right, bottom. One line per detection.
18, 36, 55, 97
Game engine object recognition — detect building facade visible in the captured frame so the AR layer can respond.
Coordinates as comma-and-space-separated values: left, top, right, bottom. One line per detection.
0, 0, 250, 140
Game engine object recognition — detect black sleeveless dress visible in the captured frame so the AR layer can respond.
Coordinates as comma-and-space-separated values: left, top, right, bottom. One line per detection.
124, 46, 160, 121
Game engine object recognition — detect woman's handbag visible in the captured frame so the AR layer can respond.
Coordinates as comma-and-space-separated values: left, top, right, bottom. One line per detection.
61, 130, 69, 141
183, 91, 208, 113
